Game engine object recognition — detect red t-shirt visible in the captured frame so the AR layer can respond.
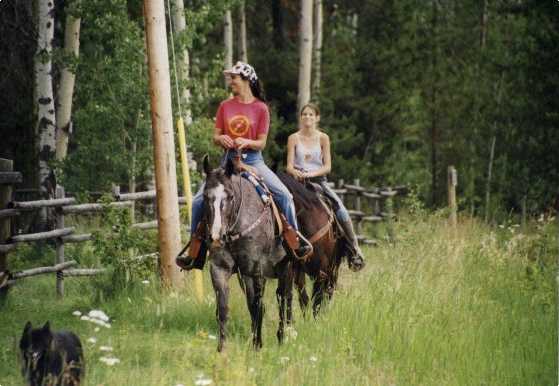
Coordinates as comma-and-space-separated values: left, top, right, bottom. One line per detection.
215, 97, 270, 140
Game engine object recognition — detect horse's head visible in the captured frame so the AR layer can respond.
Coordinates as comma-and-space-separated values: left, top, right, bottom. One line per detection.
203, 155, 236, 247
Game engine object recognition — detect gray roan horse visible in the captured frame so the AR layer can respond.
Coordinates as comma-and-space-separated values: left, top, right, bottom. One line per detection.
201, 156, 292, 351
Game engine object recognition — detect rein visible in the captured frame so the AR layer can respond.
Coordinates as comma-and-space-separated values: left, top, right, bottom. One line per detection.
223, 174, 270, 244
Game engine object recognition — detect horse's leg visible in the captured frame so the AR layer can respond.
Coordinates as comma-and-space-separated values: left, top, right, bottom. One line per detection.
210, 263, 232, 352
275, 260, 293, 344
295, 268, 310, 317
243, 275, 266, 350
311, 278, 326, 318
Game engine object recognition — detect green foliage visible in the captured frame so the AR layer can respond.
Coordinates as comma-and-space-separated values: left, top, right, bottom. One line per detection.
91, 198, 157, 297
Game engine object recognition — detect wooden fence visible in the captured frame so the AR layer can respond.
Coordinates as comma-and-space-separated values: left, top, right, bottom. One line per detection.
0, 158, 405, 298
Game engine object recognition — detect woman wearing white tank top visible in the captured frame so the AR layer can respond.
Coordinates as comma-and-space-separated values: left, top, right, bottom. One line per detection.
286, 103, 364, 267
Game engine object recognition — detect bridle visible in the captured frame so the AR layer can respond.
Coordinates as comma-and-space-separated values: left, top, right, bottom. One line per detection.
208, 163, 270, 245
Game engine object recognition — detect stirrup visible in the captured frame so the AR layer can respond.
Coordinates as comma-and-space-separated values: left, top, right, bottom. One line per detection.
294, 232, 313, 260
176, 241, 206, 271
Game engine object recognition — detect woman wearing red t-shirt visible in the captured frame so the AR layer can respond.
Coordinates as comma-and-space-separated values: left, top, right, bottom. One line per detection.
178, 62, 312, 270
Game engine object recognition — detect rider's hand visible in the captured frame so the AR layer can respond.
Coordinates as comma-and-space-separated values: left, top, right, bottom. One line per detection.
218, 135, 235, 149
234, 137, 251, 150
294, 170, 306, 181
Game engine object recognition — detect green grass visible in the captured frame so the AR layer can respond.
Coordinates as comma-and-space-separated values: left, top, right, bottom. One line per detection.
1, 215, 556, 385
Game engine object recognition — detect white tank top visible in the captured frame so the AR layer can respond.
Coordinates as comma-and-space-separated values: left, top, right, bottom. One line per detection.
293, 133, 323, 173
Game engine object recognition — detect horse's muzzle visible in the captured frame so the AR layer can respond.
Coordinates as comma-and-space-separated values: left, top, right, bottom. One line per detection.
211, 239, 222, 249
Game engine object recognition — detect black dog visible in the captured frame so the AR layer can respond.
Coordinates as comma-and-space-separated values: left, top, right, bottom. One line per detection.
19, 321, 84, 386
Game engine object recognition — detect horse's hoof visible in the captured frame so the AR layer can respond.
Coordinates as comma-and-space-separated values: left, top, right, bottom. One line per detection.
349, 259, 365, 272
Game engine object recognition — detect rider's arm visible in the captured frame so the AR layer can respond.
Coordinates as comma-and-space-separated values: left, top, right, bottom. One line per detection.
304, 133, 332, 178
214, 103, 235, 149
286, 134, 305, 180
234, 133, 267, 151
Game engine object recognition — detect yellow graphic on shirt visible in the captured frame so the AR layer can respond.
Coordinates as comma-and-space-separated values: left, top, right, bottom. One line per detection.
228, 115, 251, 138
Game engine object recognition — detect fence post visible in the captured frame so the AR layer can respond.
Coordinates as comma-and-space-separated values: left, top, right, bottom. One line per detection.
353, 179, 362, 240
55, 185, 65, 298
448, 166, 458, 228
0, 159, 13, 299
383, 187, 395, 243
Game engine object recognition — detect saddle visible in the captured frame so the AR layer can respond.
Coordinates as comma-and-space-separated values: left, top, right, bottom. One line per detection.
177, 157, 306, 271
301, 180, 346, 245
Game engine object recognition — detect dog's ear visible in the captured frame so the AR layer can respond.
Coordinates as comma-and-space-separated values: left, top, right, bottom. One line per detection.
20, 321, 32, 349
42, 321, 51, 333
203, 154, 211, 176
224, 158, 235, 177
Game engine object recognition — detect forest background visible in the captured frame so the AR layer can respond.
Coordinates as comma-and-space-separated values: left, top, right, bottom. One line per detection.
0, 0, 558, 219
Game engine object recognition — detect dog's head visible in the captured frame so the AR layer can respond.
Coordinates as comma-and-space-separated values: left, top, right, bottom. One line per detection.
19, 321, 53, 382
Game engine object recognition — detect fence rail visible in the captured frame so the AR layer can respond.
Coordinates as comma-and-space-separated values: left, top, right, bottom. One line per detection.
0, 160, 405, 298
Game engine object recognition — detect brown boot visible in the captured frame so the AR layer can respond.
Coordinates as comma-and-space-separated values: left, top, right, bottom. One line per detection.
280, 215, 313, 260
176, 225, 207, 270
339, 219, 365, 271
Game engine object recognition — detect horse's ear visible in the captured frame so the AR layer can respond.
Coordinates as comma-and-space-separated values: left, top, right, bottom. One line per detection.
203, 154, 211, 176
224, 158, 235, 177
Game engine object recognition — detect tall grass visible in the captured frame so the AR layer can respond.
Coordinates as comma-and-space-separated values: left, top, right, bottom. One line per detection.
0, 215, 555, 385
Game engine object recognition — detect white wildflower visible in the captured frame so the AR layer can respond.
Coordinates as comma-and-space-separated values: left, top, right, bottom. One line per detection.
280, 356, 289, 364
88, 310, 110, 322
80, 316, 91, 322
208, 334, 217, 340
309, 356, 318, 362
285, 326, 297, 341
87, 337, 97, 344
99, 356, 120, 366
142, 280, 150, 284
248, 367, 255, 373
72, 311, 82, 317
94, 327, 100, 332
194, 379, 212, 386
99, 346, 113, 352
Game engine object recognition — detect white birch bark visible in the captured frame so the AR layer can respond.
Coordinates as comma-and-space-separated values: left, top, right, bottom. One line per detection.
312, 0, 322, 100
55, 2, 81, 161
237, 1, 248, 63
297, 0, 313, 115
171, 0, 192, 125
224, 9, 233, 74
35, 0, 56, 206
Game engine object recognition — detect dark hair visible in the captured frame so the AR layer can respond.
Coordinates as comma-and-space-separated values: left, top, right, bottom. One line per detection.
241, 75, 266, 102
300, 102, 320, 116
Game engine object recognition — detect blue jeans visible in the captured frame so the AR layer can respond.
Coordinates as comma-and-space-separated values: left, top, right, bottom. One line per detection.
319, 181, 351, 222
190, 150, 299, 234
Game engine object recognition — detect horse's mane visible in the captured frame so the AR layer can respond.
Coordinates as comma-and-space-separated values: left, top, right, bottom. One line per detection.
277, 171, 322, 211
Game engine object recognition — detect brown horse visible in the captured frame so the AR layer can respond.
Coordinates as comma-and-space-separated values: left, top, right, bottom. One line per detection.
277, 172, 362, 317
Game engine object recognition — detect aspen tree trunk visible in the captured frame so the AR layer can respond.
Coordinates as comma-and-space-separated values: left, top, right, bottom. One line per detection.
237, 1, 248, 63
224, 9, 233, 73
480, 0, 488, 49
297, 0, 313, 115
171, 0, 193, 125
56, 1, 81, 161
271, 0, 286, 49
430, 0, 439, 206
144, 0, 182, 288
484, 75, 504, 223
35, 0, 56, 229
311, 0, 322, 100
